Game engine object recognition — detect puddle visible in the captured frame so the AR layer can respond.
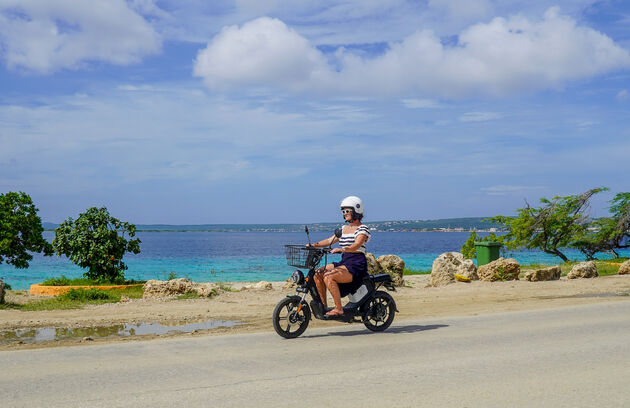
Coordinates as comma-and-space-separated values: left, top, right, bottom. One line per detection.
0, 319, 241, 344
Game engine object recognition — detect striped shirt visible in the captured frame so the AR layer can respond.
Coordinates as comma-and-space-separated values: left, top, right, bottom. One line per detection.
338, 224, 371, 254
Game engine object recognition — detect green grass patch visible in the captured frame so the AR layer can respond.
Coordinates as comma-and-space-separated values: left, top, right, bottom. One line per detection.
520, 260, 622, 277
403, 268, 431, 275
0, 286, 144, 311
40, 275, 145, 286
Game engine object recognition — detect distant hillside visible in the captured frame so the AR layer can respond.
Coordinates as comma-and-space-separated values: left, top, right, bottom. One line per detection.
43, 217, 500, 232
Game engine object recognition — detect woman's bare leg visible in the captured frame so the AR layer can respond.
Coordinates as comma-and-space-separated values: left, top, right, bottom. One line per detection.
323, 267, 353, 315
314, 264, 334, 308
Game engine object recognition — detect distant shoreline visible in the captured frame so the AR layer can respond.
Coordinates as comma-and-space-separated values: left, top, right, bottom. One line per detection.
43, 217, 501, 233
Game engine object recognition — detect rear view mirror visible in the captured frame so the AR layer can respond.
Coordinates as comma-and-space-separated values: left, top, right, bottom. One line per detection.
334, 228, 342, 238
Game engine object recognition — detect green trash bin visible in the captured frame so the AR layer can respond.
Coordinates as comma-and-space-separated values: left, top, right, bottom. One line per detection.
474, 241, 502, 266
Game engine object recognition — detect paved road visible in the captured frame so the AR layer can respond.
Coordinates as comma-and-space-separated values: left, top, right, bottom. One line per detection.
2, 301, 630, 407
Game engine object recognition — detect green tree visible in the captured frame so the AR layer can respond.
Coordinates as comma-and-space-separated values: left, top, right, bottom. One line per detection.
461, 231, 478, 259
461, 231, 502, 259
0, 191, 52, 268
572, 192, 630, 259
490, 188, 607, 262
52, 207, 141, 283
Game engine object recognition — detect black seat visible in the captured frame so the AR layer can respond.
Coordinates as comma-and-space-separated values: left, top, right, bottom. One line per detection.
368, 273, 392, 283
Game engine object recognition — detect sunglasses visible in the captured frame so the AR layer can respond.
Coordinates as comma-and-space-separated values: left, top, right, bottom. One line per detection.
341, 209, 353, 214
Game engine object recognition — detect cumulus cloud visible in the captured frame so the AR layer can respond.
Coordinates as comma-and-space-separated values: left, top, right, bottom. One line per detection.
193, 17, 330, 91
0, 0, 161, 73
459, 111, 502, 122
193, 9, 630, 98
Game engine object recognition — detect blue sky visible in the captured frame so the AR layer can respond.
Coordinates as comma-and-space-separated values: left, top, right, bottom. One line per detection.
1, 0, 629, 224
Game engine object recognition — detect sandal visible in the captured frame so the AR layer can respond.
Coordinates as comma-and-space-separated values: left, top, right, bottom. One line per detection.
326, 309, 344, 316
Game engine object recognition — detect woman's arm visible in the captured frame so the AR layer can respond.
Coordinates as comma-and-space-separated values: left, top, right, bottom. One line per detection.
311, 235, 338, 247
331, 234, 367, 253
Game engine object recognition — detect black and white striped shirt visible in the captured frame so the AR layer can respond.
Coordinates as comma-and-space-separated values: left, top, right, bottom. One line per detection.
338, 224, 371, 254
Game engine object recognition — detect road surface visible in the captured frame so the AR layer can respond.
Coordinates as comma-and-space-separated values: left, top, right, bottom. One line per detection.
2, 300, 629, 407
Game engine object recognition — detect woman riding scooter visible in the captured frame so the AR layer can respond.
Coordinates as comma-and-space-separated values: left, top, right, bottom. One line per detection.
309, 196, 371, 316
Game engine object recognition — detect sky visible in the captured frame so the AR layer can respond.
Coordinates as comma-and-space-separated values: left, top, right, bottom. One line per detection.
1, 0, 629, 224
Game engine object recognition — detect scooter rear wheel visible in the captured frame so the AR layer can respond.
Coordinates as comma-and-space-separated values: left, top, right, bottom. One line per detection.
273, 296, 311, 339
363, 291, 396, 332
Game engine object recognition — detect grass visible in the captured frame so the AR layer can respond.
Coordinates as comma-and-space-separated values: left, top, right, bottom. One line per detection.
403, 268, 431, 275
520, 259, 626, 278
40, 275, 145, 286
0, 286, 144, 311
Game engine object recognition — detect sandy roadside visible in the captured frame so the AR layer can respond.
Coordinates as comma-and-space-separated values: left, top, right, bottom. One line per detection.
2, 274, 630, 350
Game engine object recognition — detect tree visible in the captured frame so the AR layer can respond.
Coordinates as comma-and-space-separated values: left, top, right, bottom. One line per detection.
0, 191, 52, 268
461, 231, 502, 259
52, 207, 141, 283
572, 192, 630, 259
490, 188, 607, 262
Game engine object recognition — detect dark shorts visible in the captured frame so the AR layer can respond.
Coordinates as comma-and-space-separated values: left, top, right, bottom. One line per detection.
333, 252, 368, 297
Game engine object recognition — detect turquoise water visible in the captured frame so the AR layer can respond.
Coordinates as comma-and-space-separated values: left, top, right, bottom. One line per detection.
1, 231, 627, 290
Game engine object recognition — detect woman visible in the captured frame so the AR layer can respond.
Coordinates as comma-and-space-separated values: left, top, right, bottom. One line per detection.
309, 196, 371, 316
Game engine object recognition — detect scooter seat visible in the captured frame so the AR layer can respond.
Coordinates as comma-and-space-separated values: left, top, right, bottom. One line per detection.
368, 273, 392, 283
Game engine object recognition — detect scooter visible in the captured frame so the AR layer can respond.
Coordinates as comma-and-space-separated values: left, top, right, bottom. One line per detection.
272, 227, 398, 339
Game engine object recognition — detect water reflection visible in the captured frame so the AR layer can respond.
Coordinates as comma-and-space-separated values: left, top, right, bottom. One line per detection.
0, 319, 240, 344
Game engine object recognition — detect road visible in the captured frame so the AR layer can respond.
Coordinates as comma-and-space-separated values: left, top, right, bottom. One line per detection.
1, 300, 629, 407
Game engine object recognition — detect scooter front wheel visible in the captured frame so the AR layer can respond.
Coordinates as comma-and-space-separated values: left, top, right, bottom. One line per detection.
272, 296, 311, 339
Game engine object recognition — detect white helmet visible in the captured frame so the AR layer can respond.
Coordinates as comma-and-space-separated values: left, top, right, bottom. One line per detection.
340, 196, 364, 214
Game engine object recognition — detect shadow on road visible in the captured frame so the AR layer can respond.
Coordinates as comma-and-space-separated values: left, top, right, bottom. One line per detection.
303, 324, 448, 338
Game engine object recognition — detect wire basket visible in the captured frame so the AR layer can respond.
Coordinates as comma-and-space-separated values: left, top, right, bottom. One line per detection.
284, 245, 323, 269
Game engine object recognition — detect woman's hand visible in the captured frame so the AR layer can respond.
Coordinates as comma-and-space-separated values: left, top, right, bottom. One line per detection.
331, 248, 343, 254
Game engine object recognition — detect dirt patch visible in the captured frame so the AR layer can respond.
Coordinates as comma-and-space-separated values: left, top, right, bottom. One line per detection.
2, 275, 630, 350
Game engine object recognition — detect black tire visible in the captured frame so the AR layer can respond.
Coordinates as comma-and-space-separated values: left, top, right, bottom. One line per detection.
363, 291, 396, 332
272, 296, 311, 339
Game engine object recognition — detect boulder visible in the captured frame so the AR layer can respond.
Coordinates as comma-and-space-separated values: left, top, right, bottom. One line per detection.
143, 278, 219, 298
240, 281, 273, 291
524, 266, 562, 282
366, 252, 383, 275
376, 255, 405, 286
618, 260, 630, 275
567, 261, 598, 279
478, 258, 520, 282
0, 279, 4, 304
430, 252, 477, 287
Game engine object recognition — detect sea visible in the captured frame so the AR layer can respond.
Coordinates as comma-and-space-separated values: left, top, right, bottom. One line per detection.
2, 231, 629, 290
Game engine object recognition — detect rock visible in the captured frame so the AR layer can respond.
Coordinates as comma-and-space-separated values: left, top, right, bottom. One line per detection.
82, 336, 94, 342
253, 281, 273, 290
143, 278, 219, 298
366, 253, 383, 275
194, 283, 219, 297
240, 281, 273, 291
282, 278, 296, 289
430, 252, 478, 286
478, 258, 520, 282
375, 255, 405, 286
567, 261, 598, 279
524, 266, 562, 282
0, 279, 4, 304
119, 295, 131, 303
618, 260, 630, 275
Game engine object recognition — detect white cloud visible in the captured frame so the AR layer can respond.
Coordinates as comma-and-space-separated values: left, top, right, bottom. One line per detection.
193, 17, 330, 91
0, 0, 161, 73
401, 98, 444, 109
459, 111, 502, 122
193, 9, 630, 99
617, 89, 629, 102
481, 185, 548, 196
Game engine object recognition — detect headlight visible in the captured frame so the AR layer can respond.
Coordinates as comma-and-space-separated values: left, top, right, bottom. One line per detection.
291, 269, 305, 285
